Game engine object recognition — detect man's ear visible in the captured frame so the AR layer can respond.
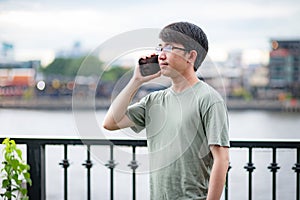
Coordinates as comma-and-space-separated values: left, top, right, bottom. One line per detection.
188, 50, 197, 64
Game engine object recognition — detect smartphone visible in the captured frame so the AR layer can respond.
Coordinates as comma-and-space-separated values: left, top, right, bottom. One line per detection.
138, 55, 160, 76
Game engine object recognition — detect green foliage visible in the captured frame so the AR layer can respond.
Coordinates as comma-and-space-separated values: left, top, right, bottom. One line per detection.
101, 66, 131, 81
232, 87, 253, 100
42, 56, 103, 77
1, 138, 32, 200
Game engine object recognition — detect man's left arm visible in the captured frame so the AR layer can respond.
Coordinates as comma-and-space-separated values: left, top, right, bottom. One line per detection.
206, 145, 229, 200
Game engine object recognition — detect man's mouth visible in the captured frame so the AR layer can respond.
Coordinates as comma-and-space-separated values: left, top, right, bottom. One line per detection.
160, 62, 168, 68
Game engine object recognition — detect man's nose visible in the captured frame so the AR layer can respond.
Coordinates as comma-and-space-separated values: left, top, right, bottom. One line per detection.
158, 51, 166, 60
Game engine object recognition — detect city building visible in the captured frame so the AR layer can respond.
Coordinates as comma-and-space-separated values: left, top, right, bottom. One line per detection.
56, 41, 85, 58
269, 39, 300, 97
0, 41, 42, 97
0, 60, 40, 96
0, 42, 14, 61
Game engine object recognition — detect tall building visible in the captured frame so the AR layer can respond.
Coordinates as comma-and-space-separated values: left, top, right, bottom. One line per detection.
56, 41, 84, 58
269, 39, 300, 97
0, 42, 14, 61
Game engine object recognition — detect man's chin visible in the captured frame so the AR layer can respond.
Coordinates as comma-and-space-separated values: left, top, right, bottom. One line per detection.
160, 71, 171, 77
160, 68, 172, 75
161, 69, 180, 78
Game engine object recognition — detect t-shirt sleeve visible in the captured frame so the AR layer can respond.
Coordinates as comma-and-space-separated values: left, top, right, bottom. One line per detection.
202, 101, 230, 147
125, 96, 148, 133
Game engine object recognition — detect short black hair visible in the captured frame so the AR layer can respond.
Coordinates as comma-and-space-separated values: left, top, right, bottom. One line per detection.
159, 22, 209, 71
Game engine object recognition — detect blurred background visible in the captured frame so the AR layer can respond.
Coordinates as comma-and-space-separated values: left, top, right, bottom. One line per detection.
1, 0, 300, 199
0, 0, 299, 107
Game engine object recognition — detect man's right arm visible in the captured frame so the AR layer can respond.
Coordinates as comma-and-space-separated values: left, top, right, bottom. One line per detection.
102, 64, 161, 131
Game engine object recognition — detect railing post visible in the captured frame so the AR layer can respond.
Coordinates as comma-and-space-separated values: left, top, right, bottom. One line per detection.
59, 144, 70, 200
105, 145, 117, 200
292, 147, 300, 200
268, 147, 280, 200
128, 146, 139, 200
27, 142, 46, 200
225, 164, 231, 200
82, 145, 93, 200
244, 147, 255, 200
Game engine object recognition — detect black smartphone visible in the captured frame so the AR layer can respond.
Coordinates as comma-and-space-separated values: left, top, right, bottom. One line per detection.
138, 55, 160, 76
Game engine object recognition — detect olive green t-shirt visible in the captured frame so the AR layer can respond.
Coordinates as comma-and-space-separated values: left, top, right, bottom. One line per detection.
126, 81, 229, 200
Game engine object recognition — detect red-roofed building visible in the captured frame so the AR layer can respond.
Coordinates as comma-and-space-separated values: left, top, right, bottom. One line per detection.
0, 61, 39, 96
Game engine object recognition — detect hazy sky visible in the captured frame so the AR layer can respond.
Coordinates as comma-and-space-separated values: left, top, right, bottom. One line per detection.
1, 0, 300, 65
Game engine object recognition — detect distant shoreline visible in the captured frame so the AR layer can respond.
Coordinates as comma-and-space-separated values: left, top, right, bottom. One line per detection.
0, 97, 111, 110
0, 97, 300, 112
226, 99, 299, 112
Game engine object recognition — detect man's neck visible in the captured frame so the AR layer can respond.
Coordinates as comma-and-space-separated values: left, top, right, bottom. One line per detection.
171, 72, 199, 93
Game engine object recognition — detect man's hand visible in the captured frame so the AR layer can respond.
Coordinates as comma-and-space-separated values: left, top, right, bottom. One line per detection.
133, 56, 161, 84
103, 56, 161, 131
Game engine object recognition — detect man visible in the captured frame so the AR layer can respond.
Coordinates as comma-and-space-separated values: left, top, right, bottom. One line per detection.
103, 22, 230, 200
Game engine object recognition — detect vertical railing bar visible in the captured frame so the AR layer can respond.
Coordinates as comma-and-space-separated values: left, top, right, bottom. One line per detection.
292, 147, 300, 200
132, 146, 136, 200
105, 144, 117, 200
268, 147, 279, 200
273, 148, 277, 200
87, 145, 92, 200
64, 144, 68, 200
225, 164, 231, 200
244, 147, 255, 200
110, 145, 114, 200
127, 145, 139, 200
58, 144, 70, 200
267, 147, 279, 200
296, 148, 300, 200
27, 142, 46, 200
249, 147, 252, 200
82, 145, 94, 200
225, 173, 228, 200
63, 144, 68, 200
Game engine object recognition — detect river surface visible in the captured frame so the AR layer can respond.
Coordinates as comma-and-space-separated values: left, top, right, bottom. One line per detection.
0, 109, 300, 199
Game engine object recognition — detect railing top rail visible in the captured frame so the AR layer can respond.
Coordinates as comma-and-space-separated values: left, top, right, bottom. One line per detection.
230, 140, 300, 148
1, 137, 300, 148
4, 138, 148, 147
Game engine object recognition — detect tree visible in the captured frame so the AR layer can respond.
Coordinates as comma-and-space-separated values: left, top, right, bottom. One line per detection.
42, 56, 103, 77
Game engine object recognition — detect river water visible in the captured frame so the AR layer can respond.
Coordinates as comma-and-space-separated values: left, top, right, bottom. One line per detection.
0, 109, 300, 199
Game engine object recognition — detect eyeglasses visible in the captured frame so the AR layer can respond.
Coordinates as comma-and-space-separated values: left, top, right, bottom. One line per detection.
155, 45, 189, 53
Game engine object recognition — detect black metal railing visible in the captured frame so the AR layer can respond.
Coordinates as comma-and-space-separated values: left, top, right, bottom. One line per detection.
230, 140, 300, 200
2, 138, 300, 200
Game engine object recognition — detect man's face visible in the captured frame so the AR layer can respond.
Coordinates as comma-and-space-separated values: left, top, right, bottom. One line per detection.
157, 42, 191, 78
